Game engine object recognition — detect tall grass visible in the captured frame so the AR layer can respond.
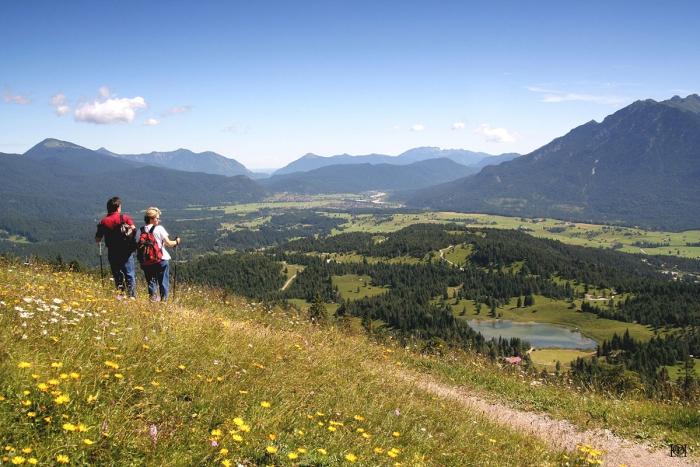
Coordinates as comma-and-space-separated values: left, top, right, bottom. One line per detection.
0, 258, 691, 465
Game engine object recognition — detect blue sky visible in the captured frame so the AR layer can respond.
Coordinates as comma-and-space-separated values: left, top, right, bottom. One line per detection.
2, 1, 698, 169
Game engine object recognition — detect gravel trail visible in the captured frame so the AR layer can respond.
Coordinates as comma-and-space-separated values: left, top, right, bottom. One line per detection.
400, 372, 699, 467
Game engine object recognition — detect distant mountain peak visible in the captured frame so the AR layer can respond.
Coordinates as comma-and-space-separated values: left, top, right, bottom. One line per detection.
36, 138, 84, 150
661, 94, 700, 115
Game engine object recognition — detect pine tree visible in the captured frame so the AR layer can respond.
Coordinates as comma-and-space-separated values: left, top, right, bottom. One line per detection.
308, 293, 328, 325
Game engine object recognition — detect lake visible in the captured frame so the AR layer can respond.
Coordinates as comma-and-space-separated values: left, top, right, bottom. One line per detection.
466, 319, 597, 349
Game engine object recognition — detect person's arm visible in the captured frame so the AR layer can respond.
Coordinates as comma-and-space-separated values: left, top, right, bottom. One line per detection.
162, 235, 181, 248
95, 224, 103, 243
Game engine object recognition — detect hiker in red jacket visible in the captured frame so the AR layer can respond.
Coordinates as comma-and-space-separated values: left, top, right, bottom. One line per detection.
95, 197, 137, 297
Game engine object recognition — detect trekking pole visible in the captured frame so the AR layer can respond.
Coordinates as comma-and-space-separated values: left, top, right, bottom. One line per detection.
172, 244, 178, 301
99, 242, 104, 286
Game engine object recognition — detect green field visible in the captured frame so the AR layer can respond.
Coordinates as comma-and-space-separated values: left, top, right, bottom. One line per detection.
204, 195, 700, 259
529, 348, 596, 369
332, 274, 390, 300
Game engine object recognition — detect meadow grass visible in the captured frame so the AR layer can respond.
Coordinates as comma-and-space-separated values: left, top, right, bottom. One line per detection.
0, 258, 585, 466
528, 349, 596, 369
332, 275, 390, 301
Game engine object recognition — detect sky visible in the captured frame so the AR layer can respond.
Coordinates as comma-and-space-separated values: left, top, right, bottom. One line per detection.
2, 1, 699, 170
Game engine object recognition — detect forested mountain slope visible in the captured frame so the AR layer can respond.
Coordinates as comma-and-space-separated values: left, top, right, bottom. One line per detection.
399, 95, 700, 231
97, 147, 263, 178
260, 158, 477, 194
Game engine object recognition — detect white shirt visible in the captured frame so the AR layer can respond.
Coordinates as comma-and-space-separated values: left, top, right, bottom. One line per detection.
140, 224, 172, 261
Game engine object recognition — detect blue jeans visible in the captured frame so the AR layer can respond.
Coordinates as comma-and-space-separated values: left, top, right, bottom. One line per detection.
109, 253, 136, 297
144, 260, 169, 301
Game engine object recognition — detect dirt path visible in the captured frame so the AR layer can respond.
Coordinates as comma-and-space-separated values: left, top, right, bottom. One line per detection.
396, 371, 699, 467
281, 274, 296, 291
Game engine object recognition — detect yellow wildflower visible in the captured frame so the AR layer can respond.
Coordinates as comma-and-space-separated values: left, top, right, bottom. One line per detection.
233, 417, 244, 426
221, 461, 232, 467
297, 448, 307, 454
392, 431, 400, 437
288, 452, 298, 460
374, 448, 384, 454
260, 401, 271, 408
51, 362, 63, 369
62, 423, 76, 432
317, 449, 327, 455
232, 434, 243, 442
265, 446, 277, 454
21, 449, 31, 455
11, 456, 25, 464
83, 439, 94, 445
54, 394, 70, 405
219, 448, 229, 455
345, 453, 357, 462
362, 433, 371, 439
18, 362, 31, 369
69, 372, 80, 379
27, 459, 37, 465
21, 400, 31, 407
56, 454, 69, 464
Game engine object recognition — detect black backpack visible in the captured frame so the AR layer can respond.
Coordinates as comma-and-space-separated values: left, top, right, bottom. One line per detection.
117, 214, 137, 253
107, 214, 136, 254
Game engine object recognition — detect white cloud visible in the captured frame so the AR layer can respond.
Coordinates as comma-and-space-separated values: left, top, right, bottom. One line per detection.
411, 124, 425, 132
473, 124, 519, 143
541, 93, 626, 105
162, 105, 192, 117
50, 93, 71, 116
393, 125, 403, 130
451, 122, 466, 130
143, 118, 161, 126
526, 86, 563, 94
54, 105, 71, 116
222, 125, 237, 133
3, 86, 32, 104
527, 86, 626, 105
49, 93, 67, 105
74, 88, 147, 124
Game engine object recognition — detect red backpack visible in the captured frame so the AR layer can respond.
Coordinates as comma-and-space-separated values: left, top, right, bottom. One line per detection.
137, 225, 163, 267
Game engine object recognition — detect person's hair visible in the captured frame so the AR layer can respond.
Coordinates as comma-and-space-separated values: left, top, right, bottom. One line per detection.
107, 197, 121, 213
144, 207, 162, 224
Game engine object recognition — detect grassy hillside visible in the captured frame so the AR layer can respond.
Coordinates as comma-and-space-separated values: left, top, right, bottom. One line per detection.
1, 259, 697, 465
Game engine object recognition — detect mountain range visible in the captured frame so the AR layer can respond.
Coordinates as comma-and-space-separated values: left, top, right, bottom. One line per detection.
397, 94, 700, 231
0, 139, 268, 242
258, 158, 479, 194
96, 147, 268, 179
271, 147, 520, 175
